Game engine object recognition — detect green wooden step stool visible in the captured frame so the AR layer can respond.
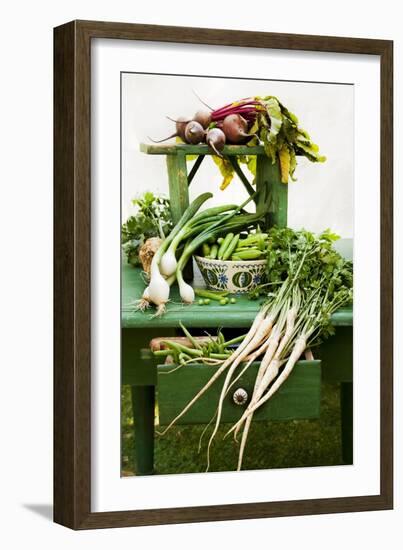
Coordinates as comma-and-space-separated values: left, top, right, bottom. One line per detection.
139, 143, 288, 229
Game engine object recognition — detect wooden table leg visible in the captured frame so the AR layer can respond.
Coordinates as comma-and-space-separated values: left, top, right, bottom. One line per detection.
320, 327, 353, 465
122, 329, 158, 476
131, 385, 155, 475
340, 382, 353, 464
122, 328, 176, 476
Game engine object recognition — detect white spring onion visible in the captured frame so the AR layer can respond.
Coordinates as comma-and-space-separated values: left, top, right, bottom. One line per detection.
145, 192, 214, 310
178, 278, 195, 304
147, 264, 171, 316
159, 249, 178, 277
143, 286, 150, 300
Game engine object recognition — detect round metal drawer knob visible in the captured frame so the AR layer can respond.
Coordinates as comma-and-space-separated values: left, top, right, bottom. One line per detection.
233, 388, 248, 406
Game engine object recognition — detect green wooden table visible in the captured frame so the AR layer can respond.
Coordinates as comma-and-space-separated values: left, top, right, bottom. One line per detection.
121, 262, 353, 475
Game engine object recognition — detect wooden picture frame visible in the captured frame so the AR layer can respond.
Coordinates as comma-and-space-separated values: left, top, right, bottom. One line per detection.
54, 20, 393, 529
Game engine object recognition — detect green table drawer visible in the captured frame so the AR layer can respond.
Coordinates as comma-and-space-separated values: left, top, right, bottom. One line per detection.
157, 360, 321, 426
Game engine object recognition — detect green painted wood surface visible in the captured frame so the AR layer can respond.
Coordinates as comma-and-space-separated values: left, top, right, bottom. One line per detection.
256, 155, 288, 228
157, 360, 321, 425
340, 382, 353, 464
140, 143, 268, 156
166, 153, 189, 223
320, 326, 353, 383
166, 152, 193, 279
122, 327, 175, 385
121, 262, 352, 329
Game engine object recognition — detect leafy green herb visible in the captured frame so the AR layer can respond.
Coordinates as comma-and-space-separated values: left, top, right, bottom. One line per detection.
121, 192, 173, 268
259, 226, 353, 342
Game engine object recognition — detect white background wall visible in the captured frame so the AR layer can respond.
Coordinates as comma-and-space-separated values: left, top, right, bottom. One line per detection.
122, 74, 354, 236
0, 1, 401, 549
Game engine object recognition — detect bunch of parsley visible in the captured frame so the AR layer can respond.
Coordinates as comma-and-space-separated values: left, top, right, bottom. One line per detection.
255, 227, 353, 343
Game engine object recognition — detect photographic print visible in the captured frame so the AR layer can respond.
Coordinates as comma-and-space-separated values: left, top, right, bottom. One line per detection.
54, 20, 392, 528
120, 73, 354, 476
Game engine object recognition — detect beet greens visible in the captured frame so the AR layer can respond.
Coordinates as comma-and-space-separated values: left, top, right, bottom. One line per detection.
209, 95, 326, 186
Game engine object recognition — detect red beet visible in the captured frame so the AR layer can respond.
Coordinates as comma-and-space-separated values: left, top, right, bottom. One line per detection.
193, 109, 212, 129
149, 115, 190, 143
222, 114, 252, 144
206, 128, 226, 157
184, 121, 205, 144
175, 116, 191, 140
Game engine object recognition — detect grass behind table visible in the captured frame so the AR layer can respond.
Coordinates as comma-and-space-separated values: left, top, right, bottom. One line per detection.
121, 382, 343, 475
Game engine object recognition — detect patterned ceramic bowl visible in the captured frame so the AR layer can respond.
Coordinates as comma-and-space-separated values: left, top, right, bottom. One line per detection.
194, 256, 267, 294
